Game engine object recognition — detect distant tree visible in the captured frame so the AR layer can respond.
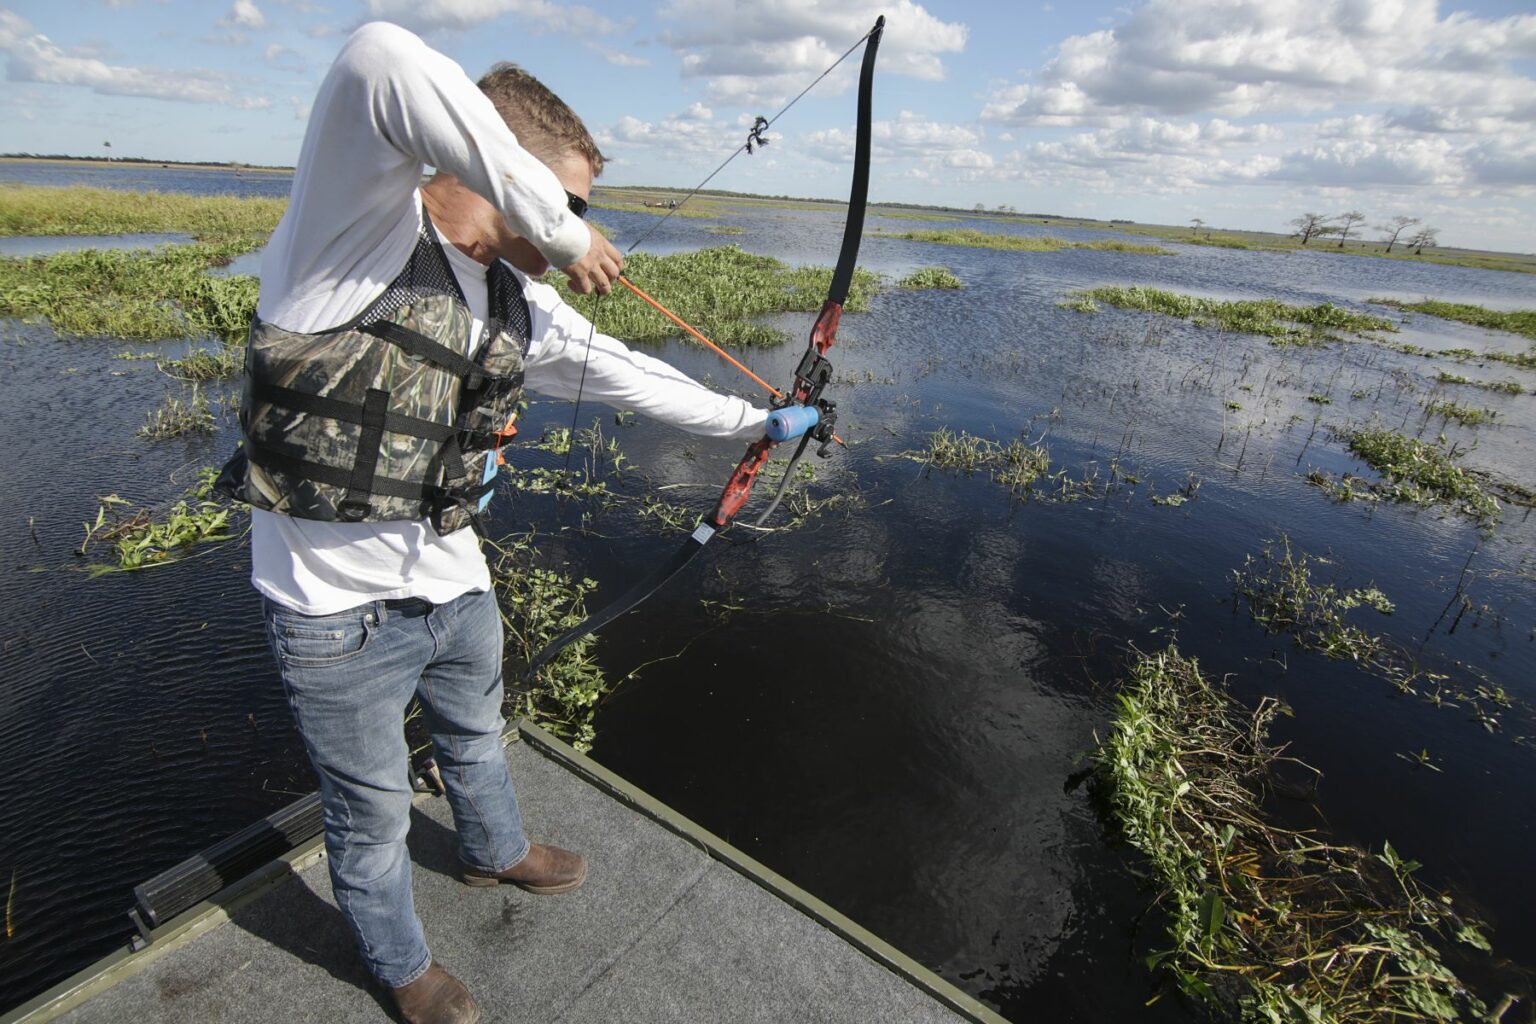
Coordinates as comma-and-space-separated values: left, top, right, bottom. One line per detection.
103, 140, 112, 162
1333, 210, 1366, 248
1190, 217, 1205, 236
1376, 215, 1419, 253
1406, 227, 1439, 255
1290, 212, 1332, 245
974, 203, 986, 213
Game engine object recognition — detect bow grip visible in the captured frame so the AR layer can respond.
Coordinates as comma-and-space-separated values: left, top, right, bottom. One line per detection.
711, 438, 775, 527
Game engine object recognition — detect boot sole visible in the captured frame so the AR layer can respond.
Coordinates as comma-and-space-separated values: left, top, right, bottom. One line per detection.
461, 862, 587, 895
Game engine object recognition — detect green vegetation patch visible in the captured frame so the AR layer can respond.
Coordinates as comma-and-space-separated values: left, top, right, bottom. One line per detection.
1422, 399, 1496, 427
78, 468, 238, 575
1095, 645, 1494, 1023
159, 343, 245, 381
0, 243, 258, 341
879, 227, 1170, 255
0, 185, 283, 244
590, 199, 716, 220
896, 267, 962, 290
1233, 535, 1393, 662
1433, 371, 1522, 395
1181, 234, 1258, 250
1067, 286, 1398, 344
490, 532, 609, 752
1234, 536, 1522, 728
1450, 347, 1536, 371
1373, 298, 1536, 341
139, 388, 215, 440
551, 245, 879, 348
869, 208, 960, 222
1341, 425, 1499, 521
898, 427, 1054, 496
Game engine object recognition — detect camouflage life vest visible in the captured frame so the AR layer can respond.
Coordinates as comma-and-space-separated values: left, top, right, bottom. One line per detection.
219, 213, 531, 534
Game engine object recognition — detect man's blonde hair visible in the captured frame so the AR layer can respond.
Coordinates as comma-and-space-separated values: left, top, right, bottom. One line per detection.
477, 63, 605, 177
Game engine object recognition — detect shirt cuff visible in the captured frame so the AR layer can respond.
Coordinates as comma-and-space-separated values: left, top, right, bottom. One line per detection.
539, 212, 591, 270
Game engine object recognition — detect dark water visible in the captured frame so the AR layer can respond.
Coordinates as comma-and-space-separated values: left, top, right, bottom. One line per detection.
2, 167, 1534, 1019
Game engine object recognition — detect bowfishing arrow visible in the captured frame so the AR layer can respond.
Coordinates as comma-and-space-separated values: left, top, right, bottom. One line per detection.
524, 15, 885, 682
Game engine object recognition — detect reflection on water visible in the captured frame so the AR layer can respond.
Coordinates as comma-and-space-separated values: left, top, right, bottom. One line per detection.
0, 159, 293, 199
2, 166, 1534, 1020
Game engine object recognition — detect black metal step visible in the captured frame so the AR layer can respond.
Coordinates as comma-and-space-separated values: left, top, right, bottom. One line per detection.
129, 791, 323, 944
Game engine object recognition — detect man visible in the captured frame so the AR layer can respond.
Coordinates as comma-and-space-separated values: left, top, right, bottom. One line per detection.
222, 21, 767, 1024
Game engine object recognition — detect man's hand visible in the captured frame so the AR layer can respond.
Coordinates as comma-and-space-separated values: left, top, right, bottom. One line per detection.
560, 224, 623, 295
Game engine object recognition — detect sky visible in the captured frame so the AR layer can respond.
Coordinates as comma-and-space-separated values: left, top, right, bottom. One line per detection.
1, 0, 1533, 251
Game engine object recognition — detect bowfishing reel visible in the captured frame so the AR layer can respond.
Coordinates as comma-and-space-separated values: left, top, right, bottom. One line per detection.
764, 346, 839, 456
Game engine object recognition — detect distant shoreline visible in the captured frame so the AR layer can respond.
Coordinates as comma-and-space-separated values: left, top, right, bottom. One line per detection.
0, 155, 293, 175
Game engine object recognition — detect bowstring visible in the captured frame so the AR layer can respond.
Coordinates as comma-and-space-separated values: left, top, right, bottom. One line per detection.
560, 291, 602, 486
621, 23, 879, 255
565, 21, 877, 500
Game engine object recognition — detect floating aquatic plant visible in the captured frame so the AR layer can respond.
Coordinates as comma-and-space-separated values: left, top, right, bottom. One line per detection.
78, 468, 237, 574
1095, 645, 1495, 1023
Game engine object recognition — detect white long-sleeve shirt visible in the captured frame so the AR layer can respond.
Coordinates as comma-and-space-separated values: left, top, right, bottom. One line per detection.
250, 23, 766, 614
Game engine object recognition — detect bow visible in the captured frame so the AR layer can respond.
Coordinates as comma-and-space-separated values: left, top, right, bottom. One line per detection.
525, 16, 885, 681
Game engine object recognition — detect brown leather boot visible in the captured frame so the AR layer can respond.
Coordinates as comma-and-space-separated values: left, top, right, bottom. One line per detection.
390, 962, 480, 1024
461, 843, 587, 894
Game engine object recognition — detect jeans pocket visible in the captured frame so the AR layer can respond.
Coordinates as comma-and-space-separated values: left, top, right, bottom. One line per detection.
268, 604, 377, 667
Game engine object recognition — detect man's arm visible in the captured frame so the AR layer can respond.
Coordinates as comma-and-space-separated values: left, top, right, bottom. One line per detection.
260, 21, 603, 331
523, 281, 768, 441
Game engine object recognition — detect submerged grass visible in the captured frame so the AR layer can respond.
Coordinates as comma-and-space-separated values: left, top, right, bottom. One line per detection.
880, 227, 1171, 255
1422, 399, 1496, 427
1433, 372, 1522, 395
159, 343, 245, 381
1233, 535, 1394, 662
1096, 645, 1494, 1023
0, 243, 258, 341
1068, 286, 1398, 344
138, 388, 215, 439
900, 427, 1053, 496
0, 185, 283, 244
1373, 299, 1536, 342
1449, 347, 1536, 371
550, 245, 880, 348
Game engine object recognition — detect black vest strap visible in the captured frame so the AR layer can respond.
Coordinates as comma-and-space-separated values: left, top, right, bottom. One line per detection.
359, 320, 483, 382
338, 389, 391, 520
246, 441, 434, 501
250, 380, 458, 443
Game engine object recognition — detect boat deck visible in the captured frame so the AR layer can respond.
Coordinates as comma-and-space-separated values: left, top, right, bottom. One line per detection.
7, 725, 1003, 1024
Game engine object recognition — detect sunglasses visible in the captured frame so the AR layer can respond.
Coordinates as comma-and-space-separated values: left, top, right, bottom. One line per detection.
565, 190, 588, 220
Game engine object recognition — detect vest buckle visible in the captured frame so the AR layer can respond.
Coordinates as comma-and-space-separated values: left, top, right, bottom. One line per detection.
337, 497, 373, 522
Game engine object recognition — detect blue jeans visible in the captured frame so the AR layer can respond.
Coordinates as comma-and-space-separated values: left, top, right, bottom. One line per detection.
262, 587, 530, 988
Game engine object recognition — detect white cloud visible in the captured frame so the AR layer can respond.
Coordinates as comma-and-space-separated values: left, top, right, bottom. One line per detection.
804, 111, 983, 163
982, 1, 1536, 127
361, 0, 616, 37
585, 41, 648, 67
658, 0, 966, 106
599, 107, 742, 162
222, 0, 266, 30
263, 42, 307, 71
0, 9, 264, 107
972, 0, 1536, 204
